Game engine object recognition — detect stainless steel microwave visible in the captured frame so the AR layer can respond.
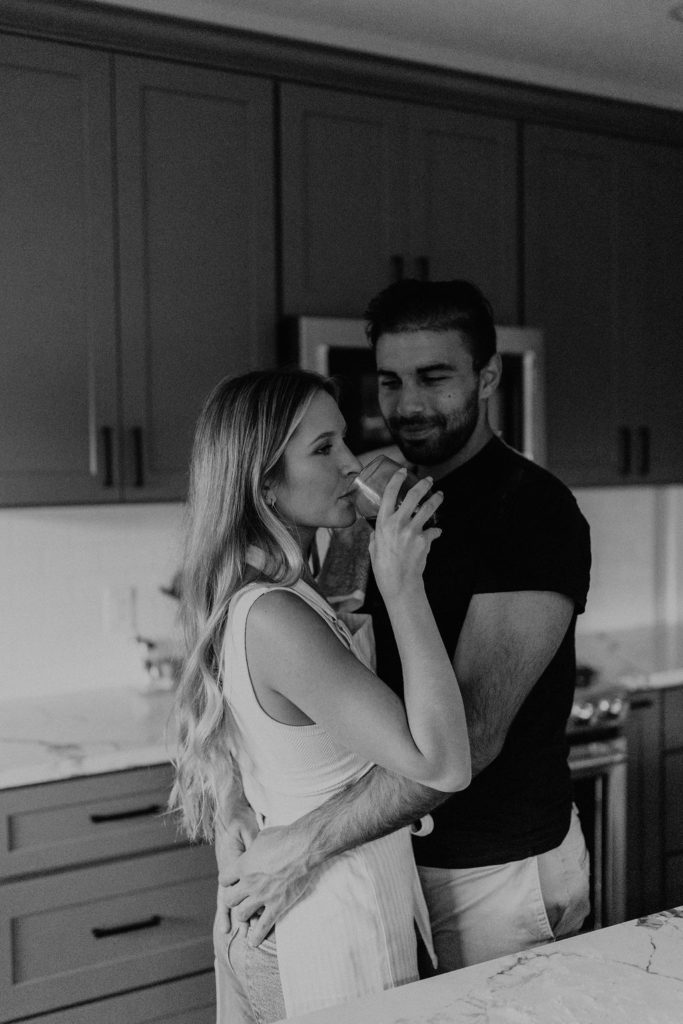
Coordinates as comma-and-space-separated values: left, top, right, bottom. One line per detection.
282, 317, 546, 464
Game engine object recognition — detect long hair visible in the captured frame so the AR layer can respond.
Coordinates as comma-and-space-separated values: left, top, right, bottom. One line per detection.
169, 368, 336, 840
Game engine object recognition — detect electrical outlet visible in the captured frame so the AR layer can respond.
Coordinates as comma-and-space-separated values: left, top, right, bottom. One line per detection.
102, 585, 138, 636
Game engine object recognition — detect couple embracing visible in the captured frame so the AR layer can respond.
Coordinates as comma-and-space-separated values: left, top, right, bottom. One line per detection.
171, 279, 592, 1022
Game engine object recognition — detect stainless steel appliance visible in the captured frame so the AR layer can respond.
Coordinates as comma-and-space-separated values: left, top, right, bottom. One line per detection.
283, 317, 546, 463
567, 690, 629, 929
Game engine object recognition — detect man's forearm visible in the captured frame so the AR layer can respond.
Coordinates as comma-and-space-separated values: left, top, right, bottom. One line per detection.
290, 765, 449, 869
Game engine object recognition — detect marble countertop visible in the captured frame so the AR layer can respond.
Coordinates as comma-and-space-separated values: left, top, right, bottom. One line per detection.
290, 907, 683, 1024
0, 687, 176, 789
576, 622, 683, 692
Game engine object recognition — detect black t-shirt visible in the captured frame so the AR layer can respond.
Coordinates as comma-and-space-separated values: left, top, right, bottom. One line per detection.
361, 437, 591, 868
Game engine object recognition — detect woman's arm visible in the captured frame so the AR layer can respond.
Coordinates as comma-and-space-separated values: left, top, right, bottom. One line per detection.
246, 474, 470, 792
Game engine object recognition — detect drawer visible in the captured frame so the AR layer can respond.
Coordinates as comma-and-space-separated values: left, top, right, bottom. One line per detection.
0, 845, 216, 1023
14, 971, 215, 1024
663, 686, 683, 751
0, 766, 181, 879
665, 748, 683, 852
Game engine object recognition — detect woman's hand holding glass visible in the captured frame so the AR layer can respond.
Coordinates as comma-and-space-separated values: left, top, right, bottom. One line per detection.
369, 468, 443, 602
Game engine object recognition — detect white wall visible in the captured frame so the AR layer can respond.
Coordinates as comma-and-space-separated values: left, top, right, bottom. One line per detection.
0, 504, 185, 700
0, 486, 682, 700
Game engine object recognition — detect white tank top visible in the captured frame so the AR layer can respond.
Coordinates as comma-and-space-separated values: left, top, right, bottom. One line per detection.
223, 578, 435, 1017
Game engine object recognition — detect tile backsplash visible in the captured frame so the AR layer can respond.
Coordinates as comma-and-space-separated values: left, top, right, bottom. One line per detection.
0, 486, 682, 700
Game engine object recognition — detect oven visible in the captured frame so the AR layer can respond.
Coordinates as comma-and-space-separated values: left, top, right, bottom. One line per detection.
567, 691, 629, 930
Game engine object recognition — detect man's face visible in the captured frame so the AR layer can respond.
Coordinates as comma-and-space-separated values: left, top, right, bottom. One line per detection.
375, 329, 485, 469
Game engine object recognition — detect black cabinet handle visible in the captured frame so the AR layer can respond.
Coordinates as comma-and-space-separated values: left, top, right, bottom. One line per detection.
629, 697, 654, 710
390, 255, 405, 282
132, 426, 144, 487
92, 914, 162, 939
637, 425, 650, 476
415, 256, 430, 281
618, 427, 632, 476
90, 803, 162, 824
100, 426, 114, 488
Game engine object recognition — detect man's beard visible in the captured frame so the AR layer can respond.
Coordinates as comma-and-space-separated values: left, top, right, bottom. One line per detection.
386, 387, 480, 467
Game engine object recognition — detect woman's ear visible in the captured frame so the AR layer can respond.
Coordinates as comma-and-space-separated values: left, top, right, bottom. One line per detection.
479, 353, 502, 400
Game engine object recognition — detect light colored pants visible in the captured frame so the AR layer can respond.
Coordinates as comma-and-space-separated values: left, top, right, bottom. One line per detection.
214, 915, 285, 1024
417, 804, 590, 973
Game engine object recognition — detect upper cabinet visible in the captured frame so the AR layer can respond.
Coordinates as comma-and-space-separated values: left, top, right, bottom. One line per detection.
280, 84, 519, 323
0, 37, 118, 505
0, 38, 276, 505
524, 124, 683, 486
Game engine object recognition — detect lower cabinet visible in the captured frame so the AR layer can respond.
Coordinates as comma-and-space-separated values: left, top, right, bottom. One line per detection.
624, 685, 683, 920
0, 766, 217, 1023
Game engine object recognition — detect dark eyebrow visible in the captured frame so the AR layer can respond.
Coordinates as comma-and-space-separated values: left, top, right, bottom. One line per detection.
377, 362, 454, 376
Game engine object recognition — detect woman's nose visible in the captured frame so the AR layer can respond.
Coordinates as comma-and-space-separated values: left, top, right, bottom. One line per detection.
342, 447, 362, 477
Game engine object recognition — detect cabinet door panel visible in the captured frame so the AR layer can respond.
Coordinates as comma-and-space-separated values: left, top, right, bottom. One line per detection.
0, 36, 118, 504
0, 846, 215, 1022
280, 84, 404, 316
406, 106, 518, 323
116, 58, 276, 500
620, 144, 683, 483
525, 125, 625, 485
28, 972, 214, 1024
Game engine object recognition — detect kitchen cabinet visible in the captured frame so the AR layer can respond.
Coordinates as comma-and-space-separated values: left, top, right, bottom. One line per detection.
280, 83, 518, 322
524, 124, 683, 486
0, 765, 216, 1022
0, 36, 276, 505
623, 685, 683, 920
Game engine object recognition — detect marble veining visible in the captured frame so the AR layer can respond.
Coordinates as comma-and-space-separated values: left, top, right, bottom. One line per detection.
289, 909, 683, 1023
576, 622, 683, 691
0, 687, 176, 789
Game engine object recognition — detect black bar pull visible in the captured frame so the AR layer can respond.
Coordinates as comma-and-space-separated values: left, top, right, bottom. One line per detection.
415, 256, 430, 281
390, 254, 405, 282
132, 426, 144, 487
100, 426, 114, 488
637, 425, 650, 476
629, 697, 654, 710
92, 914, 162, 939
618, 427, 632, 476
90, 803, 162, 824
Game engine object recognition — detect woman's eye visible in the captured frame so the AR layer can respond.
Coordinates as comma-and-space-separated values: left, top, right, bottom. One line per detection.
315, 443, 333, 455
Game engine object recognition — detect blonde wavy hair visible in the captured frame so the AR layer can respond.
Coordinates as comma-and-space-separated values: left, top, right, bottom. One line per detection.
169, 369, 336, 841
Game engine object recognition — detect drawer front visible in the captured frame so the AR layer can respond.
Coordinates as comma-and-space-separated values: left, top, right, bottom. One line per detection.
0, 766, 182, 878
15, 971, 215, 1024
0, 845, 216, 1022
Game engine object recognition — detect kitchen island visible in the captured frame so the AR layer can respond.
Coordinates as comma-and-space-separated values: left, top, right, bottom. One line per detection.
289, 906, 683, 1023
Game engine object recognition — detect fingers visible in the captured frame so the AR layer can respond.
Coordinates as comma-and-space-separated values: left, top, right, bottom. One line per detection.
232, 896, 266, 923
410, 488, 443, 529
247, 909, 277, 948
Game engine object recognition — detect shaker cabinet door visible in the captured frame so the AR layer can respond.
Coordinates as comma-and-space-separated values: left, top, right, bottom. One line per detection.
280, 83, 405, 317
524, 124, 627, 485
0, 36, 119, 505
406, 105, 518, 324
115, 58, 277, 500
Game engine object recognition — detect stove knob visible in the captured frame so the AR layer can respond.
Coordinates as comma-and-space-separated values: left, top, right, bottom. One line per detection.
573, 701, 594, 722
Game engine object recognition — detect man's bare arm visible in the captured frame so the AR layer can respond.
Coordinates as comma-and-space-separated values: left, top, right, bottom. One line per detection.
220, 766, 448, 946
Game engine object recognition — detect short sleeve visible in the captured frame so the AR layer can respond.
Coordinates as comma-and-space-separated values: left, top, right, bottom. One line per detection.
473, 477, 591, 612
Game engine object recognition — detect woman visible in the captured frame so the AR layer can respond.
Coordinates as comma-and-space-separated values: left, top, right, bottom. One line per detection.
170, 369, 470, 1022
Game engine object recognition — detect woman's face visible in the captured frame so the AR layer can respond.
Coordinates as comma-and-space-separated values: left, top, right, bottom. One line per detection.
269, 390, 362, 540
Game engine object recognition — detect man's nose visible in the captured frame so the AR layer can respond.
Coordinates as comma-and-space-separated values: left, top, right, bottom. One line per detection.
395, 382, 424, 416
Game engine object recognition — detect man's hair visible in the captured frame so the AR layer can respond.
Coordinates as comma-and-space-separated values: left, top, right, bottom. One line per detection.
364, 279, 497, 371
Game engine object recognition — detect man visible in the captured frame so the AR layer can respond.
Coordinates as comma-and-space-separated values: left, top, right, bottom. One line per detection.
219, 278, 591, 972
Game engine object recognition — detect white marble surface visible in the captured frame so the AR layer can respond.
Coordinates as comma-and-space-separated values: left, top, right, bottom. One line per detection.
289, 907, 683, 1024
577, 622, 683, 691
0, 687, 176, 789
